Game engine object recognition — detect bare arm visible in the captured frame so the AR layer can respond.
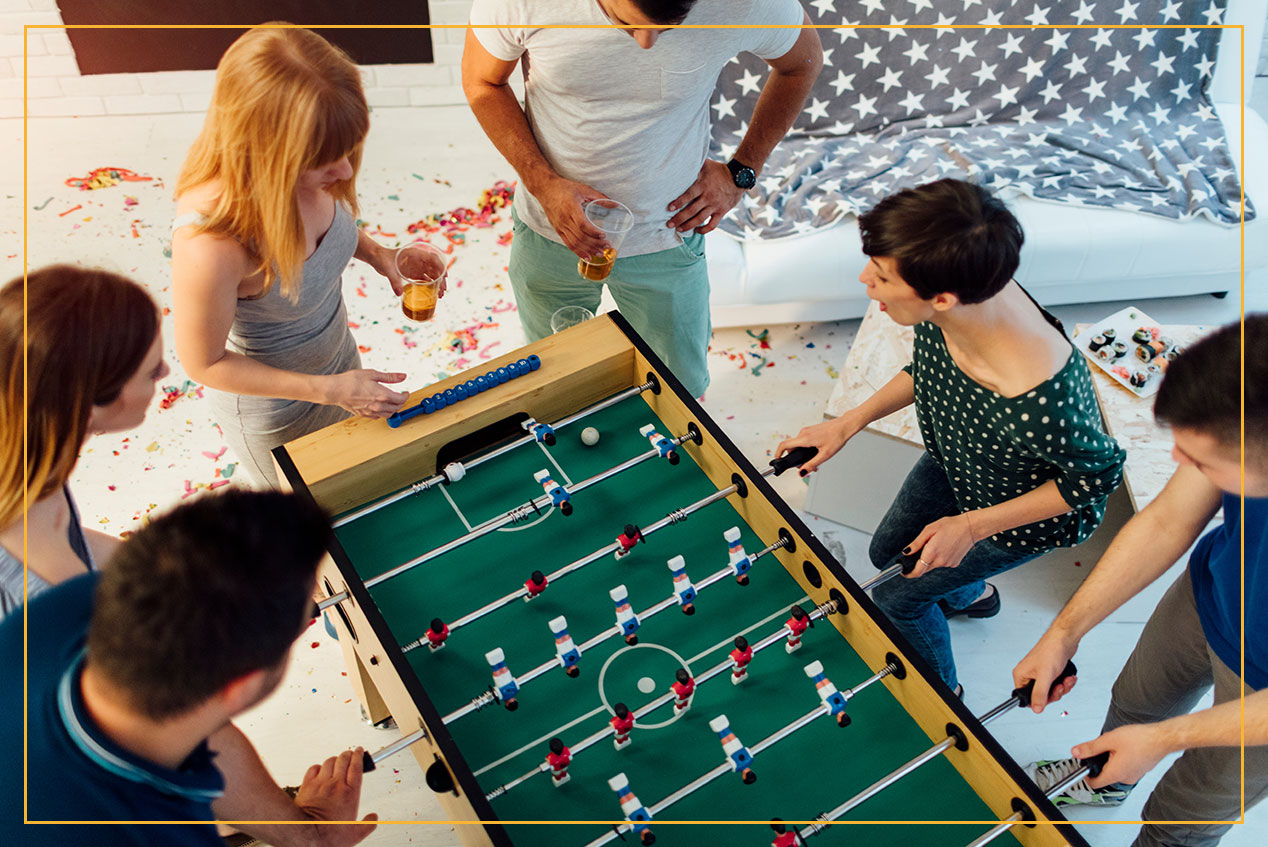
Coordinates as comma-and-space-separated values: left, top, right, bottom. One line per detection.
1013, 464, 1224, 711
460, 29, 610, 259
208, 723, 377, 847
667, 15, 824, 233
81, 527, 121, 569
170, 227, 407, 418
1075, 688, 1268, 788
775, 370, 914, 474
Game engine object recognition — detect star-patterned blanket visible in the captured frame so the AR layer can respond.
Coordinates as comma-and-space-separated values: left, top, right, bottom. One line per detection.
710, 0, 1252, 241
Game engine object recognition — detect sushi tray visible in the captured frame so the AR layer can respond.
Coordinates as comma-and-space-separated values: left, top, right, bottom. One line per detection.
1072, 306, 1183, 398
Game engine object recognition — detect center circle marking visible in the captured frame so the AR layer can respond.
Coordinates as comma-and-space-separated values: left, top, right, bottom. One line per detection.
637, 676, 656, 694
597, 643, 693, 731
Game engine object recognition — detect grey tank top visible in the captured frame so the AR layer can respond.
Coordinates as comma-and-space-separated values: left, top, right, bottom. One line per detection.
0, 487, 96, 623
171, 202, 360, 427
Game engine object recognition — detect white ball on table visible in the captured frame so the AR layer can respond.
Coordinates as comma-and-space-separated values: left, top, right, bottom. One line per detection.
580, 427, 600, 447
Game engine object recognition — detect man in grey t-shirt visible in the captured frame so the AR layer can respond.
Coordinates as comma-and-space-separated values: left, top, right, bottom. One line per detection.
462, 0, 822, 397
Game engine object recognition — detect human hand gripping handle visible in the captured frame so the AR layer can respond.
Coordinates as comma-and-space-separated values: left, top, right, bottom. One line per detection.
1069, 727, 1148, 789
294, 747, 379, 847
324, 369, 410, 419
1012, 629, 1081, 714
774, 415, 861, 476
537, 176, 613, 260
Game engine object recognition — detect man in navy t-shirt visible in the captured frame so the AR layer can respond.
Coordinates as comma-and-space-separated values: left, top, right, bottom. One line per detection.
1014, 316, 1268, 847
1, 490, 378, 846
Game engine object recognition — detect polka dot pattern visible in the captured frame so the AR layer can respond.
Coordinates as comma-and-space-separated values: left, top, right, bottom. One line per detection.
902, 322, 1127, 549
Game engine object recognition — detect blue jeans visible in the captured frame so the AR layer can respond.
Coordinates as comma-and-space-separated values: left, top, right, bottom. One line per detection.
870, 453, 1040, 690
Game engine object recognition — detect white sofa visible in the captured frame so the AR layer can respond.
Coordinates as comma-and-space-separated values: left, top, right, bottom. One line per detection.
705, 0, 1268, 328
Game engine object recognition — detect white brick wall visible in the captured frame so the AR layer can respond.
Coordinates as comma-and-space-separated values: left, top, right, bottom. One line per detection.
0, 0, 476, 119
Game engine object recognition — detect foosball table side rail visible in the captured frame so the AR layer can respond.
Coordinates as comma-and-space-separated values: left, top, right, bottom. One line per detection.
625, 312, 1088, 847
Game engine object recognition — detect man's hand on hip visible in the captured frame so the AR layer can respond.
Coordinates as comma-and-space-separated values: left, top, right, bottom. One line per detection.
667, 160, 744, 234
537, 177, 612, 260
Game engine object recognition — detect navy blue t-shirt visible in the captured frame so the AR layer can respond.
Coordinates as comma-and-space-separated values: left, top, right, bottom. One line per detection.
1189, 493, 1268, 690
1, 573, 225, 846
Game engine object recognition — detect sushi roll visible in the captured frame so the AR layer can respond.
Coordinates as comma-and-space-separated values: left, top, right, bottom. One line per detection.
1129, 370, 1150, 389
1111, 341, 1128, 359
1088, 333, 1109, 352
1097, 345, 1115, 361
1131, 327, 1155, 344
1102, 327, 1118, 342
1136, 344, 1157, 363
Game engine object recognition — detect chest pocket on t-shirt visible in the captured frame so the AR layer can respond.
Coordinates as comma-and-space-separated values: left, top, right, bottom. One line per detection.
660, 62, 711, 100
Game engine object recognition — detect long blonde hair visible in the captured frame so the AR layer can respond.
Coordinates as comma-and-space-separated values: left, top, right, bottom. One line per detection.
0, 266, 159, 529
176, 25, 369, 300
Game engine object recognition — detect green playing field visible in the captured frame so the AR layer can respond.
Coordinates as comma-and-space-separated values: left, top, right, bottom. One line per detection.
333, 392, 1013, 847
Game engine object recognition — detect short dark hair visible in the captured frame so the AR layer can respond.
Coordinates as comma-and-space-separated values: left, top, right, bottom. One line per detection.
630, 0, 697, 24
87, 489, 331, 719
858, 178, 1025, 304
1154, 314, 1268, 461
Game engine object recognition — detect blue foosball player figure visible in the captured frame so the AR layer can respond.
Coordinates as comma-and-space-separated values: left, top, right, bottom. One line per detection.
549, 615, 582, 677
533, 468, 573, 516
710, 714, 757, 784
610, 584, 641, 645
486, 647, 519, 711
666, 555, 696, 615
609, 772, 655, 845
639, 423, 680, 465
805, 660, 851, 728
724, 526, 754, 586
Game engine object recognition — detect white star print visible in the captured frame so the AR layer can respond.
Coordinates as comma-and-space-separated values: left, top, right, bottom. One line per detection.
1024, 6, 1051, 25
946, 88, 971, 110
1177, 29, 1200, 51
1150, 52, 1176, 76
1072, 0, 1097, 23
1108, 51, 1131, 75
1126, 76, 1151, 100
1202, 1, 1224, 25
712, 94, 737, 120
852, 93, 878, 119
877, 67, 903, 92
1159, 0, 1182, 22
1017, 104, 1038, 126
855, 43, 881, 69
1131, 29, 1156, 50
994, 83, 1020, 108
1019, 56, 1045, 82
1045, 30, 1070, 53
903, 40, 929, 65
1039, 80, 1063, 104
951, 37, 978, 62
1115, 0, 1139, 22
971, 61, 998, 86
1105, 103, 1128, 124
999, 33, 1024, 59
925, 64, 950, 87
734, 69, 762, 96
1090, 29, 1114, 50
829, 70, 855, 97
898, 91, 925, 115
804, 97, 830, 122
1081, 78, 1106, 102
809, 0, 835, 16
1170, 79, 1193, 102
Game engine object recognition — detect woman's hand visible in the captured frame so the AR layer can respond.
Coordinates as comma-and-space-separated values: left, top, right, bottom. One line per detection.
774, 414, 861, 475
322, 370, 410, 418
903, 513, 979, 576
360, 238, 447, 298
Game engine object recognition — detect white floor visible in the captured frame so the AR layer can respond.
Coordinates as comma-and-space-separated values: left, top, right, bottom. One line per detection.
4, 97, 1266, 847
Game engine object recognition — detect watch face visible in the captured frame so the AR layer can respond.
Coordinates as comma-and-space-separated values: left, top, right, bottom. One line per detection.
728, 160, 756, 190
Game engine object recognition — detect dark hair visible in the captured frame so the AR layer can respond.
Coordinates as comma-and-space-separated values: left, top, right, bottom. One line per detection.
1154, 315, 1268, 461
1, 265, 158, 527
87, 490, 331, 719
614, 702, 630, 718
549, 737, 565, 755
630, 0, 697, 24
734, 635, 748, 650
858, 178, 1025, 304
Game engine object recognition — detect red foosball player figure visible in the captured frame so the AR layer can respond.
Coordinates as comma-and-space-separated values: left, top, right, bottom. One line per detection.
671, 668, 695, 712
426, 618, 449, 652
611, 702, 635, 750
546, 737, 571, 788
730, 635, 753, 685
770, 820, 802, 847
523, 570, 549, 602
784, 605, 809, 654
614, 523, 644, 560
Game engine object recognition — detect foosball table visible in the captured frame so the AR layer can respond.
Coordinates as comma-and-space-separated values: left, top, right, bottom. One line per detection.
276, 313, 1092, 847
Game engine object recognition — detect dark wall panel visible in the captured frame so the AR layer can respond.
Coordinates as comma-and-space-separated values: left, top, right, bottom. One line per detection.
58, 1, 433, 75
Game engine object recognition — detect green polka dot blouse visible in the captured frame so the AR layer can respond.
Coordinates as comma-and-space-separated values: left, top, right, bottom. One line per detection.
903, 322, 1126, 552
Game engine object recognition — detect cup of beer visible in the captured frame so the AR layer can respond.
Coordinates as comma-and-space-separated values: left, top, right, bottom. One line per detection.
578, 199, 633, 281
396, 242, 446, 322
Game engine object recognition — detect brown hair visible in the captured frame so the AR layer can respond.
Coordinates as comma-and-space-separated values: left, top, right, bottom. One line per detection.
176, 25, 369, 300
0, 266, 159, 528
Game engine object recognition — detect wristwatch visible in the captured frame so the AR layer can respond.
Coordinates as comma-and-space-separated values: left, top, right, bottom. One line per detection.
726, 158, 757, 190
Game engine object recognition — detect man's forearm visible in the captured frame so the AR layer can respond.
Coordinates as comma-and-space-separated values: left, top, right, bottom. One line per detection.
734, 66, 818, 173
464, 80, 557, 195
208, 724, 320, 847
1160, 688, 1268, 750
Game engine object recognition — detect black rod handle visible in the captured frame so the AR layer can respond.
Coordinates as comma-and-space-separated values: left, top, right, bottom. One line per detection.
1013, 660, 1077, 709
361, 750, 377, 773
770, 446, 819, 476
1081, 751, 1111, 779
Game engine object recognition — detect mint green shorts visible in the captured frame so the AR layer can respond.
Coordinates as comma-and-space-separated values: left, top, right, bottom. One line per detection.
508, 209, 712, 397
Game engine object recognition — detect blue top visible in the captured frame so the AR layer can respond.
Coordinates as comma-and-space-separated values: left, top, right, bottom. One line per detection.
1189, 493, 1268, 691
1, 573, 225, 845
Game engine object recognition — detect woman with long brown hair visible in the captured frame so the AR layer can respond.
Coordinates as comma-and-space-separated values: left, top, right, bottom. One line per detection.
171, 25, 434, 487
0, 265, 169, 621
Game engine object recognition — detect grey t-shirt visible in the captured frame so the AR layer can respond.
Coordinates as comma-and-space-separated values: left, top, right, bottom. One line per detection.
470, 0, 803, 257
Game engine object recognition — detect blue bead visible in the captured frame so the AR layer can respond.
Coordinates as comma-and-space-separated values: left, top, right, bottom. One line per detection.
474, 375, 489, 392
507, 362, 522, 378
431, 393, 446, 411
443, 389, 457, 405
517, 358, 531, 374
465, 379, 479, 395
422, 397, 436, 414
527, 354, 541, 371
495, 367, 510, 384
454, 384, 469, 400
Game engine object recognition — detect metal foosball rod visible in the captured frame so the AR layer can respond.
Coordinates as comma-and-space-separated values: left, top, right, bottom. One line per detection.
786, 661, 1080, 843
481, 594, 847, 800
317, 427, 697, 612
583, 657, 903, 847
961, 751, 1111, 847
333, 380, 656, 528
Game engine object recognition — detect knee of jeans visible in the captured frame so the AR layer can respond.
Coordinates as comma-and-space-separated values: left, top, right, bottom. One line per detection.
869, 532, 901, 570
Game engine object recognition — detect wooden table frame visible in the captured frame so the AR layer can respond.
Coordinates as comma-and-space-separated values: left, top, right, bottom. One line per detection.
276, 312, 1088, 847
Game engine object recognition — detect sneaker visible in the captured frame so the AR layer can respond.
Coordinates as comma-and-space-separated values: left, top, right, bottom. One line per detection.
1023, 758, 1133, 807
939, 583, 1001, 619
